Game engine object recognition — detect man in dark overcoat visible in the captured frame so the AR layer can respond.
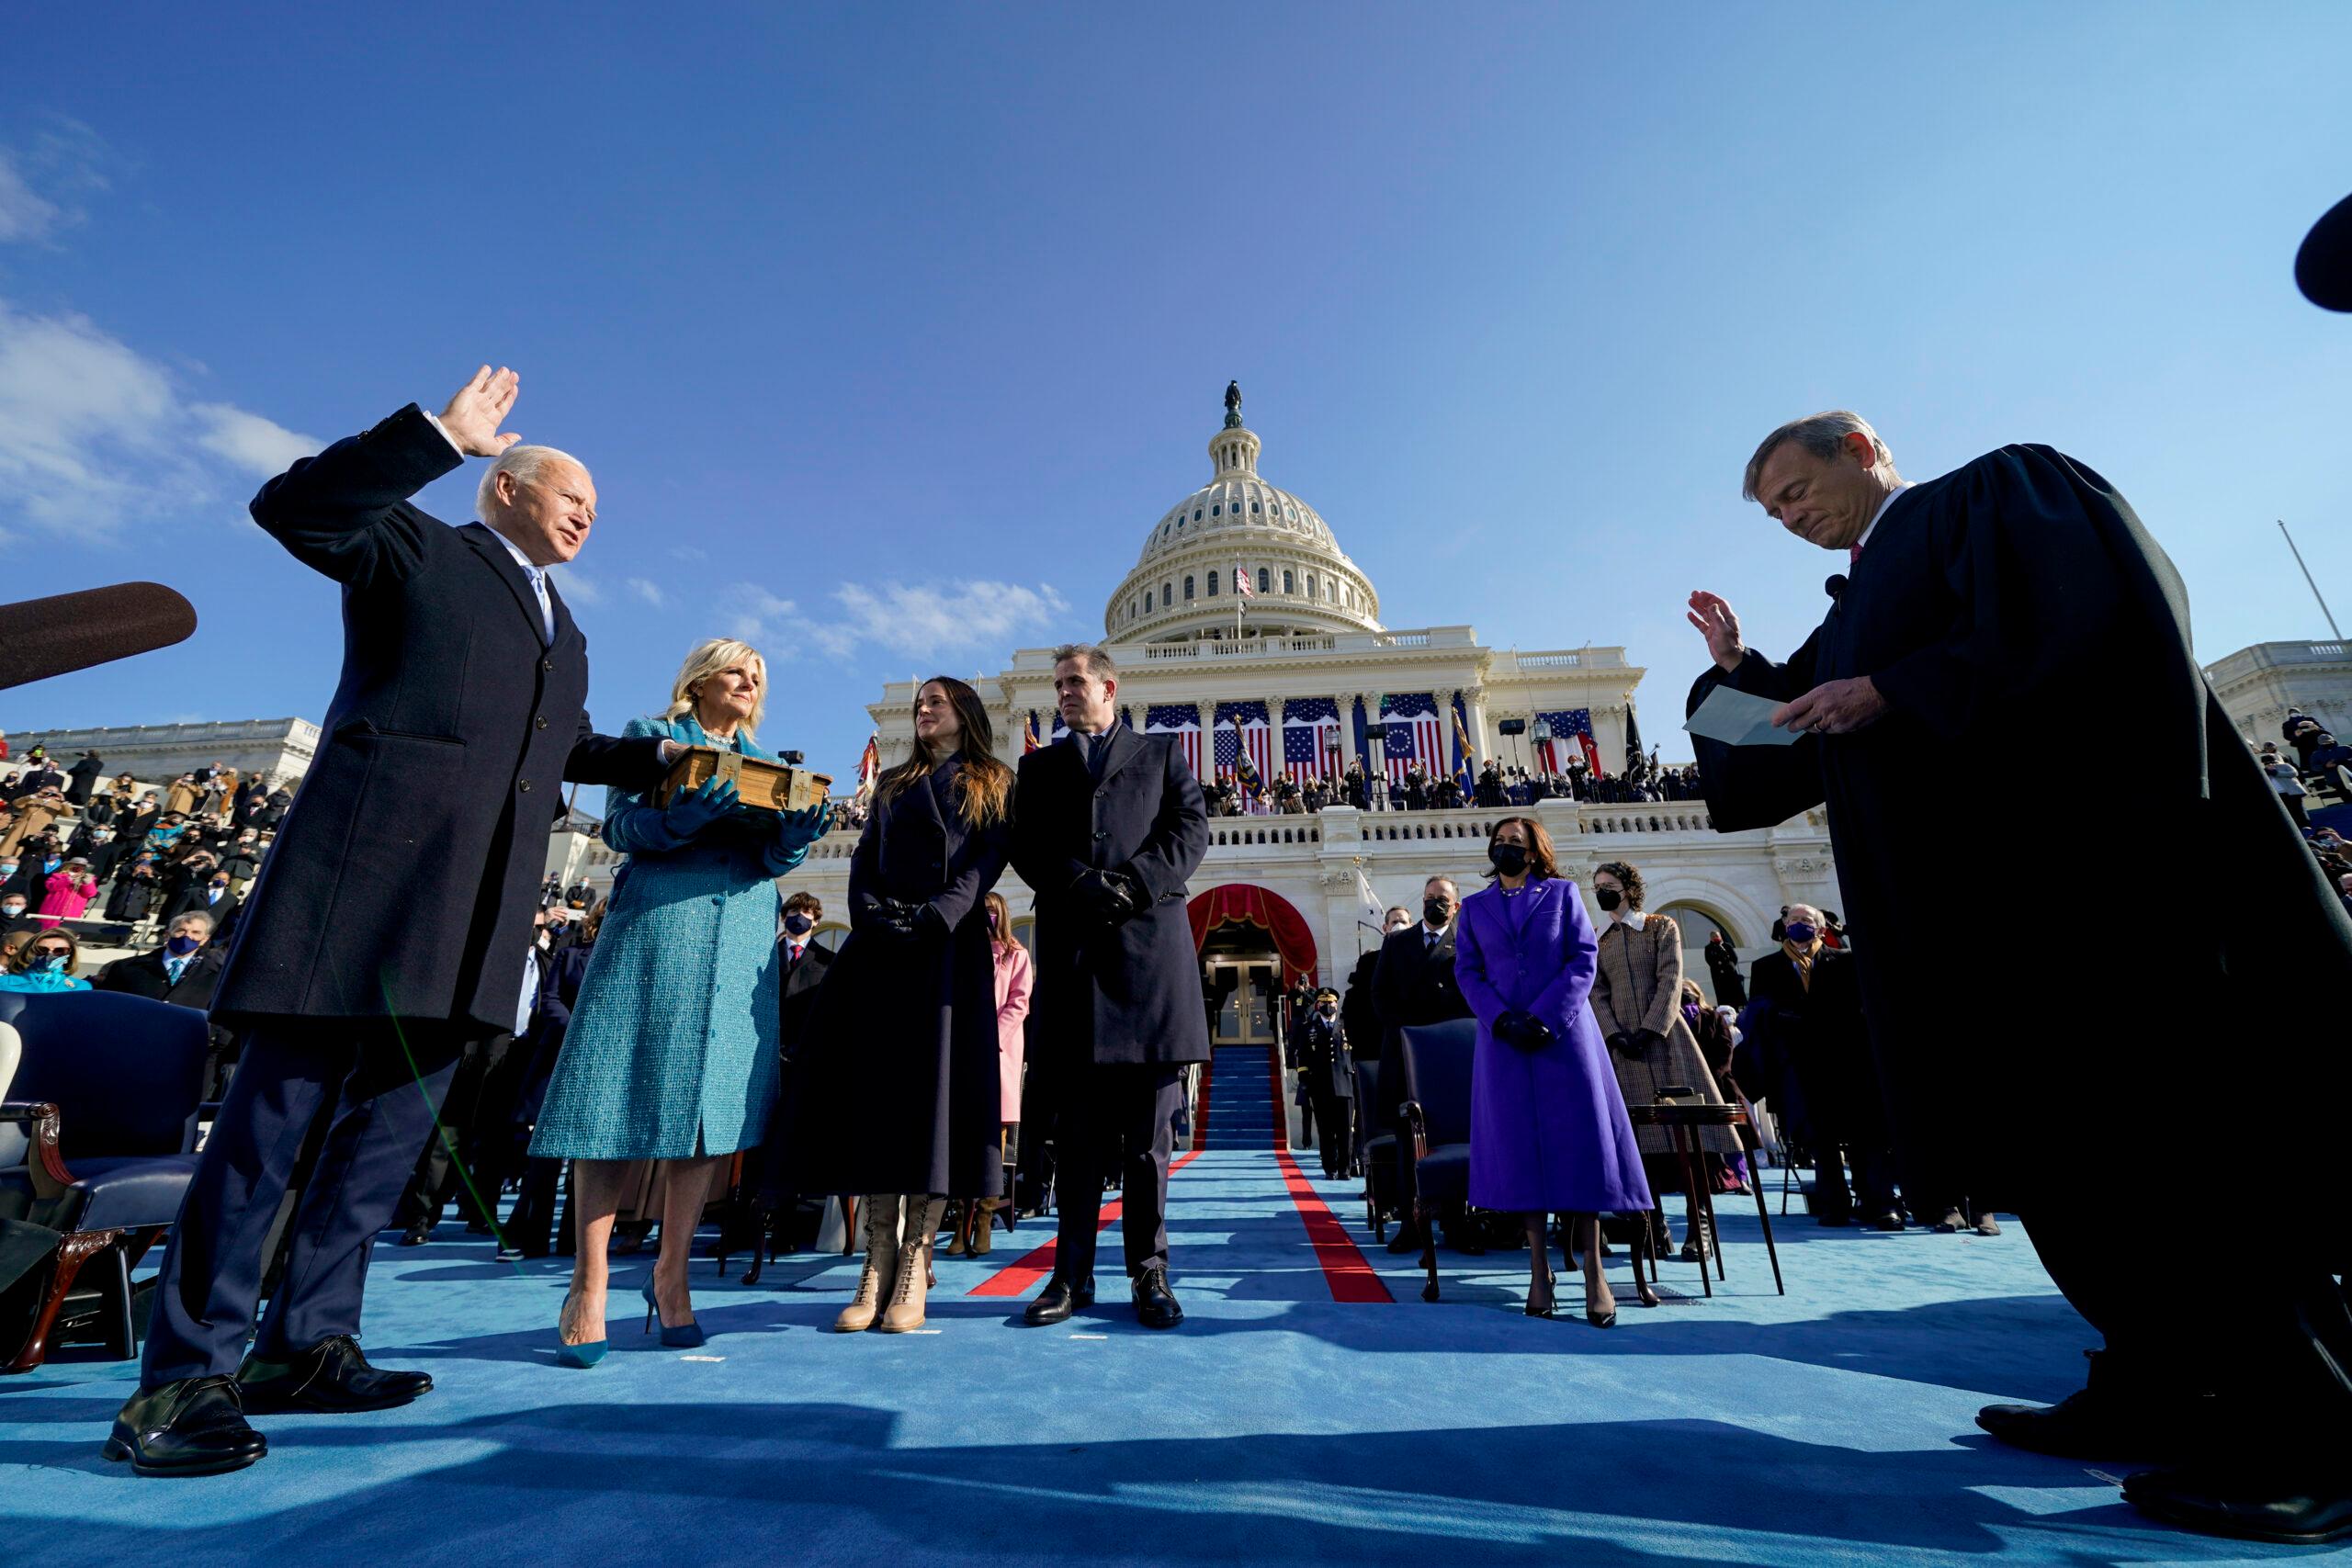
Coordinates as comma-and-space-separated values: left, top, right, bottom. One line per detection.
105, 367, 677, 1478
1010, 643, 1208, 1328
1371, 875, 1473, 1252
1689, 408, 2352, 1542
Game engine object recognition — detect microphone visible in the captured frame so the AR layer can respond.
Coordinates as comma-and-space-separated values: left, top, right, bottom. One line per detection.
1825, 573, 1849, 602
0, 582, 198, 691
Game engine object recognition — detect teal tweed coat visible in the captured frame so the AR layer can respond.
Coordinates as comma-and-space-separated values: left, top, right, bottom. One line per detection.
530, 713, 810, 1160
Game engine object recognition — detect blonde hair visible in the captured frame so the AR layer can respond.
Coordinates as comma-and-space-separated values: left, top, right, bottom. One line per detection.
665, 638, 769, 740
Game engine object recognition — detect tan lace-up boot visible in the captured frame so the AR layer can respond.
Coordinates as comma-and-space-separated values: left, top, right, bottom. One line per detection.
877, 1197, 942, 1332
833, 1195, 901, 1333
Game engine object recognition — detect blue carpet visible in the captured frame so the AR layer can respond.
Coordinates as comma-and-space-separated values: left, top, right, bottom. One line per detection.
3, 1052, 2334, 1566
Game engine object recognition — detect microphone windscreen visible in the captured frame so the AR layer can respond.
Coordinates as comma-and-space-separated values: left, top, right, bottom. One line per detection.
1825, 574, 1849, 601
0, 582, 199, 691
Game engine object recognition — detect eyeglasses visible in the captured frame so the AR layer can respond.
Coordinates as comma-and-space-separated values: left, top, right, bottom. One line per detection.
31, 945, 71, 959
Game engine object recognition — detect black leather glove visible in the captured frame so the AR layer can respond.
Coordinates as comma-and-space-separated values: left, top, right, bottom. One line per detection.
868, 897, 928, 942
1631, 1027, 1668, 1054
1513, 1011, 1556, 1050
1606, 1031, 1634, 1057
1072, 869, 1144, 927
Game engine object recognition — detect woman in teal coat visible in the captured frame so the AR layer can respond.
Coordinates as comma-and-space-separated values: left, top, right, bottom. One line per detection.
533, 638, 830, 1361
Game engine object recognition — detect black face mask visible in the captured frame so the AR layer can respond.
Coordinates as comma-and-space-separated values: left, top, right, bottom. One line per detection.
1487, 841, 1528, 876
1595, 887, 1623, 912
783, 914, 814, 936
1422, 897, 1451, 927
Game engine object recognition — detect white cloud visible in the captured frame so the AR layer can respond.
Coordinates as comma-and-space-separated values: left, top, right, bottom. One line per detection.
0, 121, 110, 246
670, 546, 707, 564
626, 576, 666, 608
548, 565, 605, 606
830, 580, 1070, 657
0, 300, 320, 544
0, 154, 61, 243
725, 584, 800, 645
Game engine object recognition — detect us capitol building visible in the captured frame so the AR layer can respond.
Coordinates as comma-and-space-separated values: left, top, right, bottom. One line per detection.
789, 388, 1842, 1038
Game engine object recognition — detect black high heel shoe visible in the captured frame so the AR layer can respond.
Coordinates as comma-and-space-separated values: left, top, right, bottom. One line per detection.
1584, 1272, 1618, 1328
1525, 1269, 1558, 1319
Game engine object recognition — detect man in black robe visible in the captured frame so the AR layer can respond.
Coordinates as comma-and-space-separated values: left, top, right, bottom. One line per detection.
1688, 410, 2352, 1543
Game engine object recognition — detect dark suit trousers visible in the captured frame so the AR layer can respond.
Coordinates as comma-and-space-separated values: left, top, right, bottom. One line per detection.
1052, 1062, 1184, 1282
141, 1017, 466, 1386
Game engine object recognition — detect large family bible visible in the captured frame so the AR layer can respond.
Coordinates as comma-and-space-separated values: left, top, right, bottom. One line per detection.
654, 746, 832, 812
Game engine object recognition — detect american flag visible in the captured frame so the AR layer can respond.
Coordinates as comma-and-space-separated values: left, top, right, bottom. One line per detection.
1282, 695, 1342, 780
1375, 694, 1444, 786
1143, 704, 1200, 778
1234, 560, 1255, 599
1022, 713, 1042, 753
1533, 708, 1597, 775
1214, 700, 1273, 784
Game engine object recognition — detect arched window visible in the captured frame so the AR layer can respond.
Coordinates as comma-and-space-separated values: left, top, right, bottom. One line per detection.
1207, 570, 1220, 596
1306, 572, 1317, 599
1212, 503, 1221, 516
1283, 570, 1295, 594
1257, 567, 1271, 594
1161, 581, 1172, 608
1183, 575, 1195, 601
1251, 500, 1261, 513
1193, 509, 1203, 522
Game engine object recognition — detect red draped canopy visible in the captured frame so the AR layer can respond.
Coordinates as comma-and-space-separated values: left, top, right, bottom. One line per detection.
1187, 883, 1318, 987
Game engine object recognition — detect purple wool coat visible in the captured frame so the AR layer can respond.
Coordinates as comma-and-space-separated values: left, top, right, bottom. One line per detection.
1453, 876, 1653, 1214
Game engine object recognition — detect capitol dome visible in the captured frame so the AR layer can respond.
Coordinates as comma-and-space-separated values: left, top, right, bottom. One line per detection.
1104, 388, 1383, 643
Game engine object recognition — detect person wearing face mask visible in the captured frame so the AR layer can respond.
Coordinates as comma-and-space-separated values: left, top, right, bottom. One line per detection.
0, 890, 37, 937
35, 855, 101, 931
1373, 879, 1476, 1255
1742, 902, 1899, 1230
96, 911, 238, 1095
797, 676, 1013, 1332
743, 891, 836, 1268
1586, 861, 1737, 1262
1453, 818, 1651, 1325
0, 854, 29, 910
1296, 987, 1355, 1180
1, 929, 89, 992
164, 868, 240, 933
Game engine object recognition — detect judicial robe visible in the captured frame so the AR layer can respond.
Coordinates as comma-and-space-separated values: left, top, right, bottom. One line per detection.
1691, 445, 2352, 1247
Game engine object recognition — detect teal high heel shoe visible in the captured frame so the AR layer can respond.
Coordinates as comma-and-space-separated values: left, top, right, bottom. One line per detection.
555, 1291, 608, 1368
643, 1278, 707, 1349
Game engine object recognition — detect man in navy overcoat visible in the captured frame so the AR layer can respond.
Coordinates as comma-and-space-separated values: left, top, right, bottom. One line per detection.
1010, 643, 1208, 1328
107, 368, 675, 1475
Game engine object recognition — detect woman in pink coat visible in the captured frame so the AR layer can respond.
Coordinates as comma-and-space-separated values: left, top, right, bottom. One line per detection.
949, 889, 1032, 1257
37, 857, 100, 928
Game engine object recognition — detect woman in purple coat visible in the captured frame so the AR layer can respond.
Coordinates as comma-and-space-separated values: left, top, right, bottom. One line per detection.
1453, 817, 1652, 1325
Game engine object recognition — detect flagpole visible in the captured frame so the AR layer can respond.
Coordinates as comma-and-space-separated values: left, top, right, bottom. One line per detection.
2280, 520, 2344, 639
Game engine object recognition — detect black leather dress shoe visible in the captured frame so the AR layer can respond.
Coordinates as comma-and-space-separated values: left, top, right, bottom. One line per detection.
1867, 1211, 1906, 1231
1022, 1277, 1094, 1325
1976, 1387, 2187, 1460
104, 1376, 267, 1477
1132, 1267, 1183, 1329
1385, 1224, 1427, 1256
2124, 1464, 2352, 1544
397, 1220, 432, 1247
238, 1334, 434, 1414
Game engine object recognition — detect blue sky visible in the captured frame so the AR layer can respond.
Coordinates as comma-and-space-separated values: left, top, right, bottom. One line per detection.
4, 4, 2349, 783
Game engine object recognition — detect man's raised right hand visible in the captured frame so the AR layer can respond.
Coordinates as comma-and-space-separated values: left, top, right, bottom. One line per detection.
438, 366, 522, 457
1687, 590, 1746, 673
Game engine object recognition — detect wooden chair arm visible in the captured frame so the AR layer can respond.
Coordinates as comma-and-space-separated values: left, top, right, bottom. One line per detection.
1399, 1100, 1430, 1163
0, 1100, 74, 1198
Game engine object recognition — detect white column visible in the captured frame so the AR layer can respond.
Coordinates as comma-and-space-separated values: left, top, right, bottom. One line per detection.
1464, 684, 1493, 771
1337, 691, 1363, 772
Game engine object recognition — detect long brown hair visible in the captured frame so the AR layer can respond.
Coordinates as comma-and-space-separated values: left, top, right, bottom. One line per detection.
1483, 815, 1561, 881
876, 676, 1013, 829
984, 890, 1015, 954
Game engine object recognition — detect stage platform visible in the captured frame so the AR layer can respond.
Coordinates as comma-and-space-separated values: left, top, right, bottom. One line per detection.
1, 1047, 2311, 1566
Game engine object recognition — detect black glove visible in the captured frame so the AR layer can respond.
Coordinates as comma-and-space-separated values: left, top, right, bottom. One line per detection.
868, 897, 929, 942
1072, 869, 1144, 927
1605, 1031, 1634, 1057
1630, 1027, 1668, 1054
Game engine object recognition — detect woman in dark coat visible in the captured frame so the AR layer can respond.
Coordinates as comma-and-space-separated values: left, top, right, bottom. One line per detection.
801, 675, 1013, 1334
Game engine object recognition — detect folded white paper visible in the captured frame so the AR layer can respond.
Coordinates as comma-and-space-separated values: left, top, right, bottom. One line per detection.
1683, 685, 1804, 747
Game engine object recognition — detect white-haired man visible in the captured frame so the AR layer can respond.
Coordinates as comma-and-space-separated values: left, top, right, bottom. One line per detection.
1688, 412, 2352, 1543
107, 368, 685, 1479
